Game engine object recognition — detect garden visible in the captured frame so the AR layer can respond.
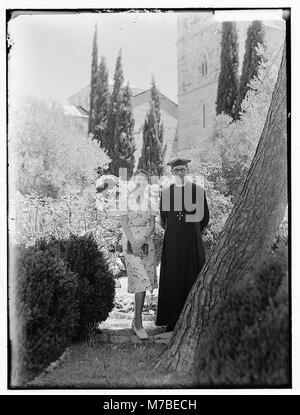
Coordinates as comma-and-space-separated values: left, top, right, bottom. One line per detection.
8, 17, 289, 388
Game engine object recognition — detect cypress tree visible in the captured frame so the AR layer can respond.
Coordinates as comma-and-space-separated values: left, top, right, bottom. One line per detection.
93, 56, 110, 149
235, 21, 265, 119
138, 78, 164, 176
109, 84, 136, 178
88, 23, 98, 134
150, 76, 164, 145
216, 22, 239, 119
106, 49, 124, 162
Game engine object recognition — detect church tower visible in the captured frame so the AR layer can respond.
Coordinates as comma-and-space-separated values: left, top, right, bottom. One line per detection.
177, 12, 222, 150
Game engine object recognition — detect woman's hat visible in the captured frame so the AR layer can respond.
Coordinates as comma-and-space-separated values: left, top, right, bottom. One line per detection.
96, 175, 118, 194
166, 157, 191, 168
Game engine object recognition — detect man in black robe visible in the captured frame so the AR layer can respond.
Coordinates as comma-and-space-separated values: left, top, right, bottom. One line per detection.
156, 158, 209, 332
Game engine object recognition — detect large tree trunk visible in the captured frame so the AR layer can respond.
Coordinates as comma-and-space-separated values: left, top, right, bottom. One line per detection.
155, 43, 287, 374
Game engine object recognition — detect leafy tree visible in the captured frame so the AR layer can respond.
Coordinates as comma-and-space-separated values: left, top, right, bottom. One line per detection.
88, 23, 99, 135
235, 21, 265, 119
9, 95, 109, 198
109, 84, 136, 178
216, 22, 239, 119
93, 56, 110, 150
138, 77, 164, 176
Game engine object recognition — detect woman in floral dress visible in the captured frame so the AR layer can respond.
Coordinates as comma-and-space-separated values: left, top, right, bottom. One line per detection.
120, 169, 158, 339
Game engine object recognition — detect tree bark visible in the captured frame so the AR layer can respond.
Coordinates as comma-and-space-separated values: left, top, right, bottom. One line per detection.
155, 43, 287, 374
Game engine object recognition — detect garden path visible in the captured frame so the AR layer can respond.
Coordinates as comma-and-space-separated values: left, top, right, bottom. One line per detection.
97, 275, 172, 344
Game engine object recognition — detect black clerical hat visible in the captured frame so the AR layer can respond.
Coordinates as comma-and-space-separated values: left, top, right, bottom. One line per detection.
166, 157, 191, 168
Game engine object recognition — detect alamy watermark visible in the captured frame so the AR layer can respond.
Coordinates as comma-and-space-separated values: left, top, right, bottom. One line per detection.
96, 168, 205, 222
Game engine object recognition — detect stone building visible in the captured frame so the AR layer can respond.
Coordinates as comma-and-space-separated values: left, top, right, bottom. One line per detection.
177, 11, 286, 151
65, 82, 178, 166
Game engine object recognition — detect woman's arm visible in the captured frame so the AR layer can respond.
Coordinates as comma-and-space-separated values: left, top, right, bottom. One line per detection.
120, 215, 136, 244
134, 215, 156, 249
144, 215, 155, 240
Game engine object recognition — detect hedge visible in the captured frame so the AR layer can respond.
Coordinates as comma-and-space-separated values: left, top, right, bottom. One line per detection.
34, 232, 116, 338
11, 233, 116, 386
194, 245, 289, 386
11, 244, 80, 385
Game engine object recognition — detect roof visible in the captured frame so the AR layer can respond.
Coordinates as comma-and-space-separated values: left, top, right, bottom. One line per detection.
68, 82, 146, 103
63, 104, 88, 118
68, 83, 177, 119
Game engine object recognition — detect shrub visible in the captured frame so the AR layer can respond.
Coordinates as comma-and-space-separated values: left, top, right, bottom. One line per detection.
235, 281, 289, 385
13, 191, 101, 247
34, 233, 116, 338
10, 244, 79, 385
194, 246, 289, 386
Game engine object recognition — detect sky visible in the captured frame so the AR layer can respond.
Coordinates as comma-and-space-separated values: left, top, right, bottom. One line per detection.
7, 9, 285, 106
8, 11, 179, 104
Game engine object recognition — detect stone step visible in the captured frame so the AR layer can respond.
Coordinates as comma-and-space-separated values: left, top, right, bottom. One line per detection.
109, 311, 156, 321
100, 317, 158, 330
95, 318, 172, 344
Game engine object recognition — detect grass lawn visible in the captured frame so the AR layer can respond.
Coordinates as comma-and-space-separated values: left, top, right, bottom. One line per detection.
27, 342, 196, 389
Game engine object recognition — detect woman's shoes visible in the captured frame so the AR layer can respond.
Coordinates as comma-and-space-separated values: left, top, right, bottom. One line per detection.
132, 320, 149, 340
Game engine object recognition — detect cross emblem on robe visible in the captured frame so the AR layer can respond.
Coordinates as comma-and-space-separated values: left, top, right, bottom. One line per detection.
177, 211, 184, 221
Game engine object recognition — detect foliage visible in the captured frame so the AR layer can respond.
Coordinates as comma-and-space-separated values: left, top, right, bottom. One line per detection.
105, 50, 123, 162
11, 188, 129, 279
109, 83, 136, 178
34, 233, 116, 339
11, 232, 116, 385
216, 22, 239, 119
150, 76, 164, 146
88, 23, 99, 134
205, 114, 254, 200
11, 244, 80, 385
92, 56, 110, 150
194, 246, 289, 386
235, 21, 265, 119
238, 42, 283, 137
152, 224, 165, 267
201, 182, 233, 256
9, 95, 109, 198
183, 43, 282, 203
138, 77, 164, 176
103, 50, 136, 177
212, 43, 282, 200
11, 190, 99, 246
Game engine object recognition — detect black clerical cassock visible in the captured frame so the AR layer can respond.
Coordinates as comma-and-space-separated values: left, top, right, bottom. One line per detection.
156, 168, 209, 331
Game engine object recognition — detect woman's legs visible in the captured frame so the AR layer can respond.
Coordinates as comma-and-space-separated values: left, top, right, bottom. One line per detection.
134, 291, 146, 329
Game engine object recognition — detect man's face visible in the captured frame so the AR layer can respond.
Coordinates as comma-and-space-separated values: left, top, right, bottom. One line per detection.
172, 165, 188, 179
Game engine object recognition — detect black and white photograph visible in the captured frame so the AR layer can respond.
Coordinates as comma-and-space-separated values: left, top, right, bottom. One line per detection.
5, 4, 292, 394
